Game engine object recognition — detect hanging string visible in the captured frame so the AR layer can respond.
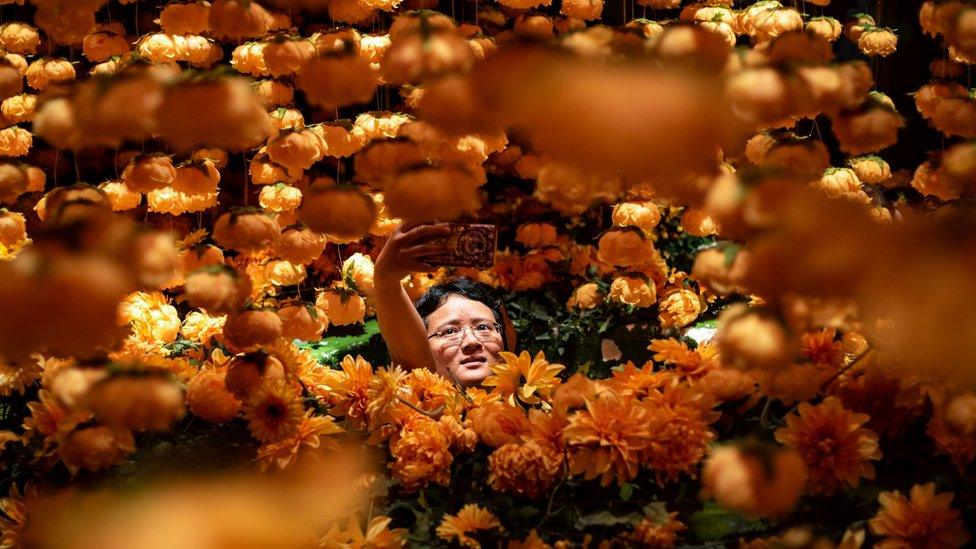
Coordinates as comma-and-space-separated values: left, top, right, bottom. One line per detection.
73, 151, 81, 183
242, 152, 249, 207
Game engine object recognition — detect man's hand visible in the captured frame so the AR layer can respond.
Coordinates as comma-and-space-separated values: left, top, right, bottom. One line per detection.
374, 222, 452, 285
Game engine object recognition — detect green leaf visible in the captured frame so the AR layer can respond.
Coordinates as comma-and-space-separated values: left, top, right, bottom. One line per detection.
722, 243, 741, 268
576, 510, 643, 530
688, 502, 768, 542
299, 319, 381, 365
163, 339, 201, 358
619, 482, 635, 501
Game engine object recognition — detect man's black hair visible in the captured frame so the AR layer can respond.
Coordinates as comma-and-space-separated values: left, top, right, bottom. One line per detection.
414, 277, 508, 348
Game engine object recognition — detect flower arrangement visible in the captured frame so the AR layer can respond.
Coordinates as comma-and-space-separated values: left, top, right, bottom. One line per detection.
0, 0, 973, 548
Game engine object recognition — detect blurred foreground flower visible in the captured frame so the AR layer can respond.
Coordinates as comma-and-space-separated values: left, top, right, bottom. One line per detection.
20, 455, 371, 549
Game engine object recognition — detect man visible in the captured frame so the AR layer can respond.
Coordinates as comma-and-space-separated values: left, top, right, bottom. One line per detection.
372, 222, 509, 387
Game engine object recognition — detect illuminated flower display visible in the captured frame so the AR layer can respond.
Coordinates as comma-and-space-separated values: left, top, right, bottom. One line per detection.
0, 1, 972, 548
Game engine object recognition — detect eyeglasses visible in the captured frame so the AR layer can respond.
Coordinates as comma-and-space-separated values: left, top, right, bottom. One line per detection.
427, 322, 502, 345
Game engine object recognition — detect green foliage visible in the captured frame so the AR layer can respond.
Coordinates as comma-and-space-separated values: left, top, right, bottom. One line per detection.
688, 502, 768, 542
300, 319, 388, 367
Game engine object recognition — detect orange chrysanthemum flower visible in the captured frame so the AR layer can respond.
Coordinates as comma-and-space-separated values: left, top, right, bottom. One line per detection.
403, 368, 456, 414
242, 379, 305, 443
468, 401, 531, 447
0, 484, 38, 549
329, 354, 374, 430
800, 328, 844, 370
830, 369, 923, 438
869, 483, 971, 549
487, 440, 563, 498
256, 412, 344, 472
390, 415, 454, 492
607, 361, 665, 400
926, 414, 976, 475
649, 338, 719, 382
774, 397, 881, 495
0, 356, 42, 396
265, 338, 318, 379
624, 509, 687, 548
23, 389, 92, 459
563, 394, 651, 486
482, 350, 565, 407
436, 504, 503, 549
643, 386, 718, 483
366, 365, 409, 430
322, 515, 408, 549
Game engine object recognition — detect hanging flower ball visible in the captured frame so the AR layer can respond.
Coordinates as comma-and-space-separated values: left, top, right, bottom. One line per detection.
212, 210, 281, 253
185, 266, 252, 315
82, 31, 130, 63
815, 167, 867, 201
173, 160, 221, 195
267, 128, 325, 172
0, 126, 32, 157
98, 181, 142, 212
159, 1, 213, 35
0, 58, 24, 100
222, 308, 283, 354
263, 36, 317, 77
316, 287, 366, 326
298, 178, 376, 239
0, 208, 27, 248
832, 93, 905, 155
384, 165, 481, 222
702, 444, 808, 520
278, 301, 327, 342
122, 154, 178, 194
297, 53, 379, 111
26, 57, 77, 91
806, 17, 842, 42
231, 42, 270, 77
847, 156, 892, 185
259, 184, 303, 213
561, 0, 604, 21
715, 305, 797, 372
157, 76, 273, 152
225, 351, 287, 400
208, 0, 272, 42
0, 22, 40, 55
186, 368, 242, 424
272, 226, 327, 265
254, 80, 295, 107
858, 28, 898, 57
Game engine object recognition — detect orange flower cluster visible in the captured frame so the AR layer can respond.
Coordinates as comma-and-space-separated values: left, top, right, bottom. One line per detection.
0, 0, 972, 547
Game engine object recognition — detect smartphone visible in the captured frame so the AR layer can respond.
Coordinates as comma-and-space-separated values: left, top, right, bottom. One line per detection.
423, 222, 498, 269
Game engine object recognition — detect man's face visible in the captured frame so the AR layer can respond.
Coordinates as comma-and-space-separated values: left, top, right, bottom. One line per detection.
425, 294, 503, 387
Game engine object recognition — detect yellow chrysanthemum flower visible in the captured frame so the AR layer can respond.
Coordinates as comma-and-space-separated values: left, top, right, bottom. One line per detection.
256, 412, 344, 472
242, 379, 305, 443
330, 355, 374, 430
321, 515, 408, 549
482, 351, 565, 407
436, 504, 503, 549
119, 291, 181, 346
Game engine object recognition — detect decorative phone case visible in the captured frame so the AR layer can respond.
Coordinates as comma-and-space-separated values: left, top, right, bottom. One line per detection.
429, 223, 498, 269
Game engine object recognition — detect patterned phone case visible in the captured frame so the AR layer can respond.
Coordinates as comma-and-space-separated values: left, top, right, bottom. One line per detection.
426, 223, 497, 269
